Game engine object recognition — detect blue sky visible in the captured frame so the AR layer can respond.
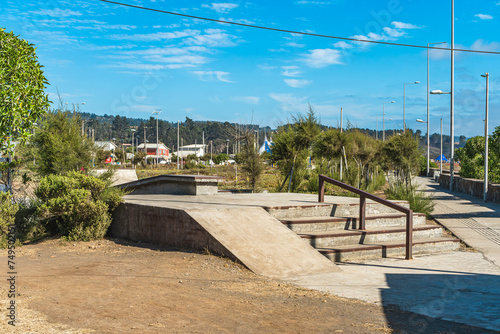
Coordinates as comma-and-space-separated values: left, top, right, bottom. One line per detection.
1, 0, 499, 137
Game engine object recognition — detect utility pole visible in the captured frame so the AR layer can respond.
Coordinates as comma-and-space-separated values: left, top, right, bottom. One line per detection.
482, 72, 489, 202
152, 109, 162, 167
340, 107, 343, 181
177, 120, 180, 170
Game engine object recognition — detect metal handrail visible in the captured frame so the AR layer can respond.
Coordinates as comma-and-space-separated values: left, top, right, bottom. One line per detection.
318, 174, 413, 260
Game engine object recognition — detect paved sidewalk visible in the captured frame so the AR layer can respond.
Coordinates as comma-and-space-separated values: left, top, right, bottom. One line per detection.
415, 176, 500, 268
287, 177, 500, 332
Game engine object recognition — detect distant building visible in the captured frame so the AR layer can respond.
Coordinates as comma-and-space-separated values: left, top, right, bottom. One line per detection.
95, 141, 117, 151
173, 144, 206, 159
137, 143, 170, 162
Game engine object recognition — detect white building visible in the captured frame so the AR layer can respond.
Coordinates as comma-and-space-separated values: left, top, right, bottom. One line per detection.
137, 143, 170, 162
95, 141, 117, 151
173, 144, 206, 158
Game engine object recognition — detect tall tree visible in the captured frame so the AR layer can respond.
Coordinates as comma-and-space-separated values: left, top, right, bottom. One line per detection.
0, 29, 49, 153
32, 111, 96, 176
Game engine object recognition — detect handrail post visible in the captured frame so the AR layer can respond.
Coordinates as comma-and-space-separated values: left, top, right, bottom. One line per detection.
318, 176, 325, 203
405, 210, 413, 260
359, 195, 366, 230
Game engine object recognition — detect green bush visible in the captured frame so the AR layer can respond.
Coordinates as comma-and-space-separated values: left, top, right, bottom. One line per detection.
385, 179, 435, 218
14, 197, 48, 243
35, 171, 125, 241
0, 192, 18, 247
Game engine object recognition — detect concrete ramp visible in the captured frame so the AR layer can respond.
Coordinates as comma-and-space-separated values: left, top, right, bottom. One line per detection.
110, 169, 138, 186
186, 208, 339, 278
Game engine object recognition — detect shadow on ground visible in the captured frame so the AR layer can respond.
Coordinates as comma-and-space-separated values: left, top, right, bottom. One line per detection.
380, 268, 500, 333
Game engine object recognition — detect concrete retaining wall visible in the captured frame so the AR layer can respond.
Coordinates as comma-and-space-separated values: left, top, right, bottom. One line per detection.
110, 203, 232, 257
438, 173, 500, 203
110, 202, 338, 278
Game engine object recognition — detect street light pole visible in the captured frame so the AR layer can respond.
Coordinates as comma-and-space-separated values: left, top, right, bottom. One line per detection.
152, 109, 162, 167
450, 0, 455, 191
482, 72, 489, 202
383, 101, 395, 142
177, 120, 180, 170
427, 41, 446, 176
403, 81, 419, 131
440, 118, 443, 175
131, 128, 136, 167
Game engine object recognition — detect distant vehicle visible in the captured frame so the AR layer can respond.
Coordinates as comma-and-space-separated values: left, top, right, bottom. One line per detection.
158, 159, 167, 165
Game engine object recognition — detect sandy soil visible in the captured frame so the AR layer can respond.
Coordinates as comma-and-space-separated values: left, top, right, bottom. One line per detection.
0, 239, 491, 334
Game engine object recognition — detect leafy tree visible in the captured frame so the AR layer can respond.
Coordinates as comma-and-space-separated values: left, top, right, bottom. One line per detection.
31, 111, 96, 176
0, 29, 50, 190
455, 136, 485, 180
214, 153, 229, 165
272, 106, 320, 192
382, 131, 421, 187
239, 131, 263, 192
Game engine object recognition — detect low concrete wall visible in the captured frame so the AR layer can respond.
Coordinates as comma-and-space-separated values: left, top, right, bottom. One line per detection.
117, 174, 224, 195
110, 203, 232, 256
110, 202, 338, 278
438, 173, 500, 203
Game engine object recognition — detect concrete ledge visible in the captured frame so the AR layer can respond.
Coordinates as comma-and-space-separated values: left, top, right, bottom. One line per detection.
439, 173, 500, 203
111, 202, 339, 278
117, 174, 225, 195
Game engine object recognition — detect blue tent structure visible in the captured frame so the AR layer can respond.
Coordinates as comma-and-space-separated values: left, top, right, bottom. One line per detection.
258, 135, 272, 154
435, 154, 448, 162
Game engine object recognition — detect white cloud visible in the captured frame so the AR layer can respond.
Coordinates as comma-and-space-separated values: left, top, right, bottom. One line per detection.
202, 3, 239, 14
192, 70, 234, 83
285, 42, 306, 48
391, 21, 422, 29
269, 93, 309, 115
233, 96, 260, 104
296, 1, 333, 4
284, 79, 312, 88
30, 8, 82, 17
475, 14, 493, 20
184, 29, 236, 47
383, 27, 406, 38
470, 39, 500, 52
281, 66, 301, 77
302, 49, 342, 68
110, 30, 196, 42
335, 21, 422, 52
333, 41, 354, 49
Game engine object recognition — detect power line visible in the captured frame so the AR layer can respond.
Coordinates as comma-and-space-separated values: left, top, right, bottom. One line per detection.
98, 0, 500, 55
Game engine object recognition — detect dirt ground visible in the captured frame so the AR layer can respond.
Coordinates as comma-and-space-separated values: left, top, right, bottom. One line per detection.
0, 239, 491, 334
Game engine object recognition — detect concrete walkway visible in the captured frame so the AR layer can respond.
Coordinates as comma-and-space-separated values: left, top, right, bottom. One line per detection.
415, 175, 500, 268
287, 177, 500, 332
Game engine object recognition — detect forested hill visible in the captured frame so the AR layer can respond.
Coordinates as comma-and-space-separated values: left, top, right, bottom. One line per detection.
76, 112, 273, 154
74, 111, 464, 156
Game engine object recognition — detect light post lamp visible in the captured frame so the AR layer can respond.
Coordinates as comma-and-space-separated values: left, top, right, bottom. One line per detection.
403, 81, 419, 130
416, 118, 429, 175
383, 101, 395, 142
440, 118, 443, 175
450, 0, 455, 191
431, 90, 451, 177
152, 109, 162, 167
482, 72, 489, 202
131, 128, 136, 167
427, 41, 446, 176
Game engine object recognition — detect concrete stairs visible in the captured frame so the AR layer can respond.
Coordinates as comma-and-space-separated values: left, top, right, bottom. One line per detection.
265, 201, 460, 262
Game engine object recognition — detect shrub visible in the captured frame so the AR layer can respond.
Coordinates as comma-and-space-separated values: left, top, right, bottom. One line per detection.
35, 172, 125, 241
385, 179, 435, 218
0, 192, 18, 247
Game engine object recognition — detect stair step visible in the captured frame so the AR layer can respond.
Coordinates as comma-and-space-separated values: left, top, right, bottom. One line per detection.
265, 200, 410, 219
281, 212, 427, 233
318, 237, 460, 262
299, 225, 443, 247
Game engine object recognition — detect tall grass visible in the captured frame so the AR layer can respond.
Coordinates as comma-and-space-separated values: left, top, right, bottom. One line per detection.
385, 178, 435, 217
